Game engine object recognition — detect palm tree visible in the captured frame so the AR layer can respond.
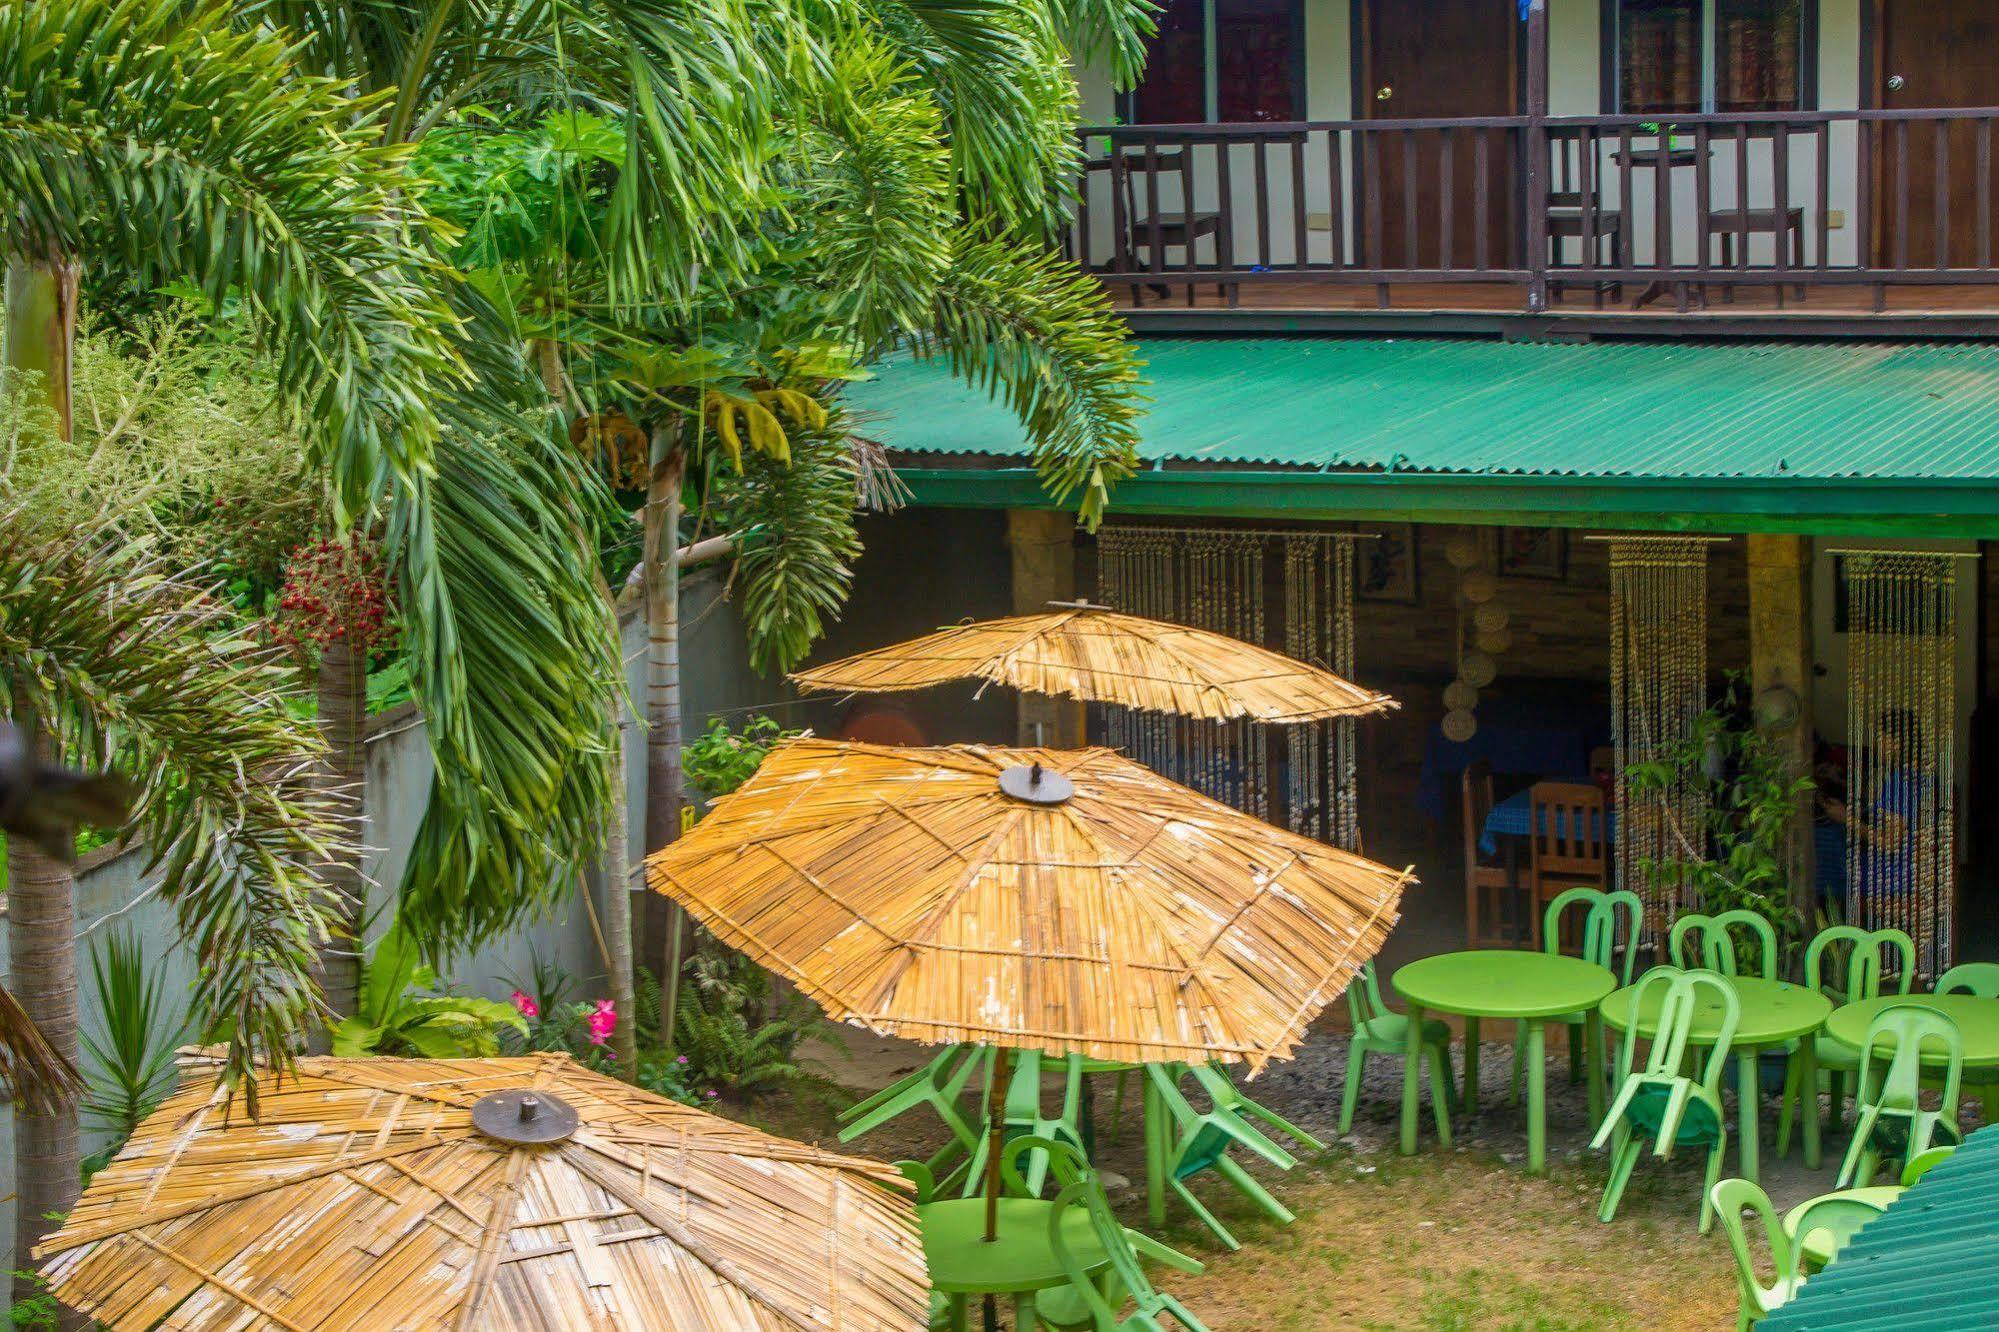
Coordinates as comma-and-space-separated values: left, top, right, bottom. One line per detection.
401, 0, 1156, 1045
1, 0, 460, 1288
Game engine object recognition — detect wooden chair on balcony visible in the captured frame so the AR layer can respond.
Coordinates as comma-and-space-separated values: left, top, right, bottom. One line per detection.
1527, 781, 1608, 951
1547, 141, 1625, 306
1463, 759, 1524, 948
1090, 146, 1234, 307
1705, 196, 1807, 306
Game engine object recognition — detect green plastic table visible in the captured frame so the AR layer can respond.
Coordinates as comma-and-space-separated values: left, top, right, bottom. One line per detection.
1783, 1185, 1902, 1271
1601, 975, 1831, 1183
919, 1197, 1107, 1329
1392, 951, 1616, 1174
1824, 993, 1999, 1122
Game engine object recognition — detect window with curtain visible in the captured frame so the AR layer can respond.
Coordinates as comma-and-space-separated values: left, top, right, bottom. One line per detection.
1128, 0, 1303, 123
1613, 0, 1807, 114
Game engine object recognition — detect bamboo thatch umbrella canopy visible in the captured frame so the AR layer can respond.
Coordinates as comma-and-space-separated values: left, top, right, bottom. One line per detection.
35, 1053, 926, 1331
788, 603, 1396, 723
645, 739, 1412, 1073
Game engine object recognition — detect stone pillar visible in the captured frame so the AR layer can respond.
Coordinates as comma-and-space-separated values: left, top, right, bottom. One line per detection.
1006, 509, 1083, 746
1747, 534, 1817, 922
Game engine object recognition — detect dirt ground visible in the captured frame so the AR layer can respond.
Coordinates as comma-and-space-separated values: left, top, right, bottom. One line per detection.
726, 1011, 1884, 1331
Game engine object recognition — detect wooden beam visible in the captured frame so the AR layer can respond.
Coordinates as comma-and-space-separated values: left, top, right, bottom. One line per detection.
1747, 534, 1817, 925
1004, 510, 1083, 746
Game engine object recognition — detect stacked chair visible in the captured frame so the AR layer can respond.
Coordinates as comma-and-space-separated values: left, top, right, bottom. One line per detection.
1775, 926, 1914, 1156
1143, 1061, 1316, 1249
1835, 1002, 1965, 1187
1592, 966, 1740, 1232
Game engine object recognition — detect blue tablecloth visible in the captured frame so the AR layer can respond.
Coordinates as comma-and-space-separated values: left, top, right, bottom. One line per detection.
1479, 787, 1607, 856
1481, 796, 1851, 902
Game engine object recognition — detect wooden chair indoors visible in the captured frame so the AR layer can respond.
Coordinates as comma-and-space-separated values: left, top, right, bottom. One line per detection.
1463, 759, 1523, 947
1527, 781, 1608, 950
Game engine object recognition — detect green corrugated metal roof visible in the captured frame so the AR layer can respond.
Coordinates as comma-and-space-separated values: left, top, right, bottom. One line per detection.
1762, 1124, 1999, 1330
850, 338, 1999, 480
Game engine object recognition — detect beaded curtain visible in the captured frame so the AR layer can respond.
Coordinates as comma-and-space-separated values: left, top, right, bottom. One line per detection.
1283, 533, 1363, 850
1608, 537, 1712, 932
1842, 552, 1958, 977
1097, 527, 1267, 816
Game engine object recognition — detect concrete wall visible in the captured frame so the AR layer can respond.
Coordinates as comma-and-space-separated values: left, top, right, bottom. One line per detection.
0, 566, 766, 1260
1075, 0, 1870, 271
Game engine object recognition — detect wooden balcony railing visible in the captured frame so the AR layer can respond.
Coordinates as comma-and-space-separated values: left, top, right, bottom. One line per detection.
1070, 108, 1999, 315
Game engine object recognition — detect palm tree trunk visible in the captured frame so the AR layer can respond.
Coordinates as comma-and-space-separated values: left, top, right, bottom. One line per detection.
601, 712, 638, 1068
315, 638, 367, 1022
6, 255, 88, 1325
642, 433, 687, 1053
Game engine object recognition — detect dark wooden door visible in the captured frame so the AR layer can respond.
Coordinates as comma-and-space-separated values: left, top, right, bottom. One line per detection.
1875, 0, 1999, 269
1357, 0, 1517, 271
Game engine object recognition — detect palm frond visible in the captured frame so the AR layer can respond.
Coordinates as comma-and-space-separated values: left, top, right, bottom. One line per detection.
384, 305, 622, 953
923, 235, 1144, 527
864, 0, 1080, 228
0, 0, 463, 518
0, 981, 81, 1112
0, 517, 348, 1109
711, 414, 864, 675
1048, 0, 1158, 91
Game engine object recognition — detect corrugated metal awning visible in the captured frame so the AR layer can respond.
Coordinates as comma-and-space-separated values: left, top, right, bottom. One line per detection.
847, 337, 1999, 535
1762, 1124, 1999, 1330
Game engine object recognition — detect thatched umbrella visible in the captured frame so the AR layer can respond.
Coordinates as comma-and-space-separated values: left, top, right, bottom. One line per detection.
34, 1053, 927, 1331
645, 739, 1413, 1230
789, 602, 1396, 723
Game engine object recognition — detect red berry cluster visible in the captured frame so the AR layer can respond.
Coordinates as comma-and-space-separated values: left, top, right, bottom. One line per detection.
272, 534, 397, 657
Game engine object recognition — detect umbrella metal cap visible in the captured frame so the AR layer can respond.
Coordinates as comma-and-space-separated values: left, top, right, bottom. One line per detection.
471, 1088, 580, 1145
997, 761, 1073, 805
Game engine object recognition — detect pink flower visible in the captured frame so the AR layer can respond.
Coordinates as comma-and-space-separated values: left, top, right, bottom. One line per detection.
509, 990, 539, 1020
585, 998, 617, 1046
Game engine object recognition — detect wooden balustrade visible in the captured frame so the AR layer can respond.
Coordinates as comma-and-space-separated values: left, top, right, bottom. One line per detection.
1070, 108, 1999, 314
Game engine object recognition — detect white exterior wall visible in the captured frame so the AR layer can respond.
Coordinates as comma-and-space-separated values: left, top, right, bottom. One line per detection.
1075, 0, 1870, 272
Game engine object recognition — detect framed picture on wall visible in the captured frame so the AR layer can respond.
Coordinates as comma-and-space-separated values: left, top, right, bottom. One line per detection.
1498, 527, 1567, 581
1357, 523, 1419, 603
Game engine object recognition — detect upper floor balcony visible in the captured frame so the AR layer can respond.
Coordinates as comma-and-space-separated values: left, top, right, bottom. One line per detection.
1066, 0, 1999, 336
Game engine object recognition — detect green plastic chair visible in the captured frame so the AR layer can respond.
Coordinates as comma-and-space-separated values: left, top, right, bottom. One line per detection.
1000, 1137, 1209, 1332
1591, 966, 1739, 1232
959, 1051, 1087, 1198
838, 1044, 983, 1174
1512, 887, 1642, 1100
1787, 1188, 1893, 1273
1668, 910, 1779, 980
1836, 1001, 1965, 1188
1186, 1062, 1324, 1155
1935, 962, 1999, 997
1341, 960, 1453, 1137
1143, 1063, 1297, 1250
1899, 1144, 1954, 1185
1711, 1178, 1805, 1329
1775, 926, 1915, 1156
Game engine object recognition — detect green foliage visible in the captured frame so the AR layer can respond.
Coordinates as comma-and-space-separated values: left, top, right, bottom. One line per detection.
0, 0, 465, 518
1627, 673, 1817, 958
6, 1271, 58, 1330
0, 522, 346, 1104
331, 923, 528, 1059
673, 966, 817, 1099
0, 306, 317, 609
682, 715, 801, 800
80, 929, 186, 1152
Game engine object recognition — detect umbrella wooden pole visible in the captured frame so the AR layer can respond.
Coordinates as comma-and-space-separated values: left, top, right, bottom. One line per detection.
983, 1046, 1012, 1242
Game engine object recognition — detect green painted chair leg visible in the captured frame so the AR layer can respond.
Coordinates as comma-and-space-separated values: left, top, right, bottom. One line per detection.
1699, 1137, 1726, 1235
1774, 1057, 1800, 1159
1339, 1042, 1364, 1135
1230, 1089, 1325, 1153
1108, 1068, 1131, 1145
1509, 1021, 1525, 1107
1170, 1176, 1240, 1251
1425, 1041, 1455, 1145
1598, 1130, 1642, 1224
1568, 1020, 1583, 1084
1214, 1153, 1296, 1225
